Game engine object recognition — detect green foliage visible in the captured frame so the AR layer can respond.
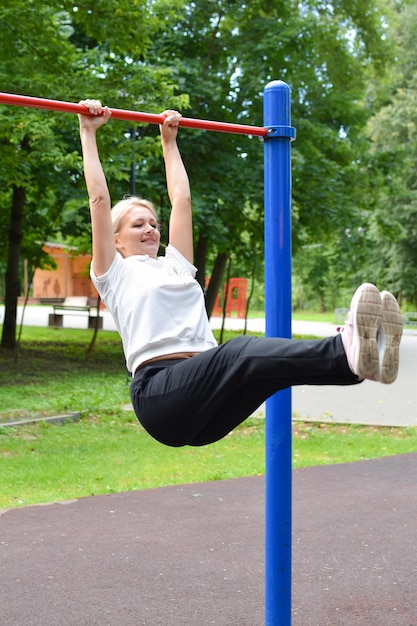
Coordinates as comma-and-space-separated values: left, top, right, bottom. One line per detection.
1, 0, 416, 345
365, 0, 417, 304
140, 0, 394, 293
0, 0, 188, 347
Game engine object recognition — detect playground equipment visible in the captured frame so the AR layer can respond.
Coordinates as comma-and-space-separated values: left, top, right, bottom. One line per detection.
0, 83, 296, 625
210, 277, 248, 319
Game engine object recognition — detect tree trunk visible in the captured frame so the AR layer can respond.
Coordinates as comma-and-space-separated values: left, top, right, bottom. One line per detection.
194, 233, 208, 290
84, 294, 102, 363
205, 252, 228, 318
219, 255, 232, 344
1, 185, 26, 350
244, 254, 257, 335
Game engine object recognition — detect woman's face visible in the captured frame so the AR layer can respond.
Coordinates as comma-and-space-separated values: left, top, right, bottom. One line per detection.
115, 205, 161, 258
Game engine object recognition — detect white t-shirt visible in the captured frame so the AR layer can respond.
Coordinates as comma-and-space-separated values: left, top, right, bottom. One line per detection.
90, 244, 218, 373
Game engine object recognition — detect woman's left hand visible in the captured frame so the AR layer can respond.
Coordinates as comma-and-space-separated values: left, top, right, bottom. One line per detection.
78, 99, 111, 132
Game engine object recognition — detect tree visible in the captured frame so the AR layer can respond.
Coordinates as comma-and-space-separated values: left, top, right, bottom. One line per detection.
143, 0, 392, 308
0, 2, 81, 348
366, 0, 417, 305
0, 0, 397, 349
0, 0, 185, 349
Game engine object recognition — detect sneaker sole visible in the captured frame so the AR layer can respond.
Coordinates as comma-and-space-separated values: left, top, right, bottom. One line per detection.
351, 283, 382, 379
378, 291, 403, 384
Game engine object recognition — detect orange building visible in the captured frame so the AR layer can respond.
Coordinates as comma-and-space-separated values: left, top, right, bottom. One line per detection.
32, 243, 98, 302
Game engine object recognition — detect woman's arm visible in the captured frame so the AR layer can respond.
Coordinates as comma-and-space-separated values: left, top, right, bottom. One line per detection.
78, 100, 115, 276
160, 111, 193, 264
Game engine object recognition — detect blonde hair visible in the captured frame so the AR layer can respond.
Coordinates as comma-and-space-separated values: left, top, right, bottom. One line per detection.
111, 196, 158, 234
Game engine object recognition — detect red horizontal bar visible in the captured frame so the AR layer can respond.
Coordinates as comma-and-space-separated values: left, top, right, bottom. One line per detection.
0, 92, 268, 137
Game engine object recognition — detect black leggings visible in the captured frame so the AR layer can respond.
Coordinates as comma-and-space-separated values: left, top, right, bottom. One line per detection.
130, 334, 360, 447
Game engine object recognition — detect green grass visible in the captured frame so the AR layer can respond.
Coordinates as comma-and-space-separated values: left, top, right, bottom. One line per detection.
0, 326, 130, 419
292, 422, 417, 467
0, 413, 265, 508
292, 310, 335, 323
1, 416, 415, 510
0, 325, 416, 510
246, 309, 336, 323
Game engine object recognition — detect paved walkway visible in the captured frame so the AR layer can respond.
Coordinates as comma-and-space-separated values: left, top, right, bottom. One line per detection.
291, 334, 416, 428
1, 453, 416, 625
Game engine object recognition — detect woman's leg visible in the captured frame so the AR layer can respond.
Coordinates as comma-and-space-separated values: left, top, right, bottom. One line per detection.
130, 334, 358, 447
130, 283, 402, 447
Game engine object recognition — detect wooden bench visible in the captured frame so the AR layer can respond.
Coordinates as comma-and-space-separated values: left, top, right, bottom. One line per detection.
48, 297, 103, 329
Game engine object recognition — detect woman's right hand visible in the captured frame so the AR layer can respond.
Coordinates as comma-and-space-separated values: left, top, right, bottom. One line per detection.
78, 99, 112, 131
159, 109, 182, 143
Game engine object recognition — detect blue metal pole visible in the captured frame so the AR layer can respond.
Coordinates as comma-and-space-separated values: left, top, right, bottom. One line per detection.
263, 80, 296, 625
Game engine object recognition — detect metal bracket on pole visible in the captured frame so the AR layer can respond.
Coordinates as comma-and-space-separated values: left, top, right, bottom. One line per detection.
265, 125, 296, 140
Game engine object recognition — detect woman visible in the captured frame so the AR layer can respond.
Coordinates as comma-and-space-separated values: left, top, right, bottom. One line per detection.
78, 100, 403, 448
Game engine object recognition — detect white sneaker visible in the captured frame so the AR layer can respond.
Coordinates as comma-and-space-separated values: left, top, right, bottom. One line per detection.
377, 291, 403, 384
340, 283, 382, 380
